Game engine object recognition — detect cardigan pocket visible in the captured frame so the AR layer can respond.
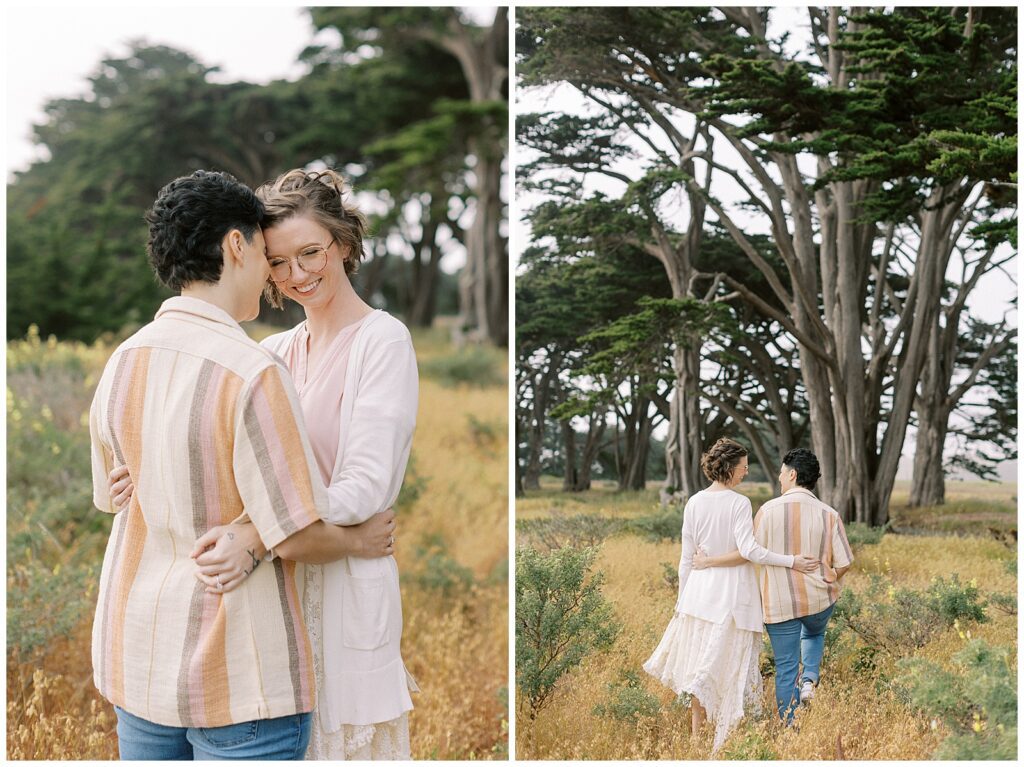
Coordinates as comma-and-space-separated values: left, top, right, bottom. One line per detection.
341, 575, 390, 650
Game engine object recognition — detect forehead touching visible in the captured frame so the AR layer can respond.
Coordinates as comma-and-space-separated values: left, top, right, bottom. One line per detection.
264, 214, 329, 253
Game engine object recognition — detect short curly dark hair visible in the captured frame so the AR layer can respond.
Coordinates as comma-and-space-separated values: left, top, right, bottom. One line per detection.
782, 448, 821, 490
700, 438, 748, 484
145, 170, 265, 291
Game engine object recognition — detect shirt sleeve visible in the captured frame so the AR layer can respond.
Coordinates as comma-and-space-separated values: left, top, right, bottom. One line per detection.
321, 336, 418, 526
733, 497, 794, 568
675, 499, 695, 611
89, 387, 117, 514
831, 515, 854, 569
233, 364, 324, 550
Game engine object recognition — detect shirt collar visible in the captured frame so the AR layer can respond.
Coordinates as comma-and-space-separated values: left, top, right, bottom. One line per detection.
781, 486, 819, 501
154, 296, 244, 333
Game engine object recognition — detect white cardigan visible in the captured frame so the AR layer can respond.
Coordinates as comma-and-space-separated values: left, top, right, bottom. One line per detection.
262, 310, 418, 730
675, 489, 794, 632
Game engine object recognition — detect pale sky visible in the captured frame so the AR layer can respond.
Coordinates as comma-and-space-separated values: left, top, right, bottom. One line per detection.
5, 3, 499, 178
5, 3, 500, 274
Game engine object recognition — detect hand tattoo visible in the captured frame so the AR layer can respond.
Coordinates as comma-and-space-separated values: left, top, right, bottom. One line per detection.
243, 548, 262, 577
227, 532, 235, 540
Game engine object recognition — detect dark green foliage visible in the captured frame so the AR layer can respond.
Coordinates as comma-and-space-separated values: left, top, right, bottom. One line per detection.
719, 727, 779, 761
832, 573, 987, 656
420, 346, 504, 387
515, 546, 621, 717
844, 521, 888, 547
896, 640, 1017, 759
659, 561, 679, 591
592, 669, 662, 722
516, 514, 626, 551
407, 533, 475, 597
986, 591, 1017, 616
396, 452, 429, 510
628, 505, 684, 543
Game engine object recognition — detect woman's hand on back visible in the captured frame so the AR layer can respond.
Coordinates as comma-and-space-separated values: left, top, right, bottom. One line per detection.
792, 555, 820, 573
108, 465, 134, 511
691, 547, 710, 570
192, 523, 267, 593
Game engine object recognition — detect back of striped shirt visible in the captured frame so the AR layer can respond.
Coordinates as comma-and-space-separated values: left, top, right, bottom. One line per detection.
89, 297, 324, 727
752, 487, 854, 624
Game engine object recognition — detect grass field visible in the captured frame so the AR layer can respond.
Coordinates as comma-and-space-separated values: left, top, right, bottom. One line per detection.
7, 321, 508, 760
515, 478, 1017, 760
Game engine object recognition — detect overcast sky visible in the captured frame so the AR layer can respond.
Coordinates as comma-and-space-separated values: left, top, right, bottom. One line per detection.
5, 5, 323, 177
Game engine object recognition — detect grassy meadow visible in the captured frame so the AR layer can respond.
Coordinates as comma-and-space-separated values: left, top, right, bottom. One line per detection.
7, 321, 508, 760
516, 479, 1017, 760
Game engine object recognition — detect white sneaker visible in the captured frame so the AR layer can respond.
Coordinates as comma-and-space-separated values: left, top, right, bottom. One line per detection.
800, 680, 815, 704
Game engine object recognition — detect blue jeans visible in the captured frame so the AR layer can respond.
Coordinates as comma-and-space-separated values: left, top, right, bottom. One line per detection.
115, 707, 311, 760
764, 602, 836, 724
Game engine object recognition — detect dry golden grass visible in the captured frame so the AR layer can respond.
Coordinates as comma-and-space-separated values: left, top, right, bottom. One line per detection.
515, 481, 1017, 760
7, 323, 508, 760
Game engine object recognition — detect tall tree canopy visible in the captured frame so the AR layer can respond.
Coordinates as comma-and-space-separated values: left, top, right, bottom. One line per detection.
8, 8, 508, 345
517, 6, 1017, 523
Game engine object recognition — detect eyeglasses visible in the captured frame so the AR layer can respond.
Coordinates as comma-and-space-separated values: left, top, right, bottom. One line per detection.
267, 239, 334, 283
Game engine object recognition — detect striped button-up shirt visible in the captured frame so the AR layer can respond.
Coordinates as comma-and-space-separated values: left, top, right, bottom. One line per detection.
89, 297, 325, 728
752, 487, 854, 624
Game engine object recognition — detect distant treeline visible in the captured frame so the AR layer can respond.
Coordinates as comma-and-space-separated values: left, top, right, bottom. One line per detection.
7, 8, 508, 345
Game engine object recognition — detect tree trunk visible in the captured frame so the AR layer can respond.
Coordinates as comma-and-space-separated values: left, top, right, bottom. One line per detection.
407, 216, 442, 327
574, 412, 607, 491
561, 420, 578, 492
909, 410, 947, 507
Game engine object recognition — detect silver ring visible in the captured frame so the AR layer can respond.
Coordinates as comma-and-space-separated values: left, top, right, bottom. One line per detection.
216, 575, 223, 589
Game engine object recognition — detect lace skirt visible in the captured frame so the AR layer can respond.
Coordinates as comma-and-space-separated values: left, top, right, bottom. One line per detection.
643, 612, 763, 752
303, 564, 412, 760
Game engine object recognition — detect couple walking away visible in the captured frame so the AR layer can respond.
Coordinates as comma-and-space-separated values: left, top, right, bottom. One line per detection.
89, 169, 418, 760
645, 439, 854, 752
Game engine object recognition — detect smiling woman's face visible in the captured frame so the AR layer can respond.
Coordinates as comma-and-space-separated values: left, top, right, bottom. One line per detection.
263, 214, 347, 308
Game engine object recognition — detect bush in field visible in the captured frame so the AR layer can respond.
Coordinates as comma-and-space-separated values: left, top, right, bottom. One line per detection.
628, 505, 683, 542
896, 639, 1017, 760
516, 514, 625, 551
592, 669, 661, 722
516, 546, 620, 718
844, 521, 888, 547
407, 533, 475, 597
832, 573, 987, 656
7, 332, 111, 658
420, 346, 503, 387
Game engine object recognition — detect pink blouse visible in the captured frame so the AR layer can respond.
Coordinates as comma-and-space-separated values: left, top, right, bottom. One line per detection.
279, 318, 366, 485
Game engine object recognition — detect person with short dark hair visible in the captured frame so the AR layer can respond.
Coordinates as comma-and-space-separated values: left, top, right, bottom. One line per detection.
90, 170, 397, 760
692, 447, 854, 725
644, 438, 820, 752
114, 168, 421, 759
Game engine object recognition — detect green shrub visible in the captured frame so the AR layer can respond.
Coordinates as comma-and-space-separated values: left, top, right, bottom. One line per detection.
628, 505, 683, 542
660, 561, 678, 591
896, 639, 1017, 760
407, 533, 475, 596
844, 521, 888, 547
516, 514, 625, 551
592, 669, 661, 722
720, 726, 779, 760
832, 573, 987, 656
986, 591, 1017, 615
420, 346, 503, 388
516, 546, 621, 718
397, 452, 429, 509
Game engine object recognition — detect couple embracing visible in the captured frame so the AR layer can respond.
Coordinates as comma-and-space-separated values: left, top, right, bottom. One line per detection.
644, 438, 854, 752
89, 169, 417, 759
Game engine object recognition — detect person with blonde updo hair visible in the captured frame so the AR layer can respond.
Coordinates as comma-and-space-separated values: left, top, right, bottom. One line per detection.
644, 438, 819, 752
174, 167, 418, 759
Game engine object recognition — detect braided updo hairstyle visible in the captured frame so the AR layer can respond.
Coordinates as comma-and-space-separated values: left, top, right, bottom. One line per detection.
255, 168, 368, 308
700, 438, 748, 484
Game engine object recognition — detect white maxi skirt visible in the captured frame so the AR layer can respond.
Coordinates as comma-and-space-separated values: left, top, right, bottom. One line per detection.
643, 612, 763, 752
